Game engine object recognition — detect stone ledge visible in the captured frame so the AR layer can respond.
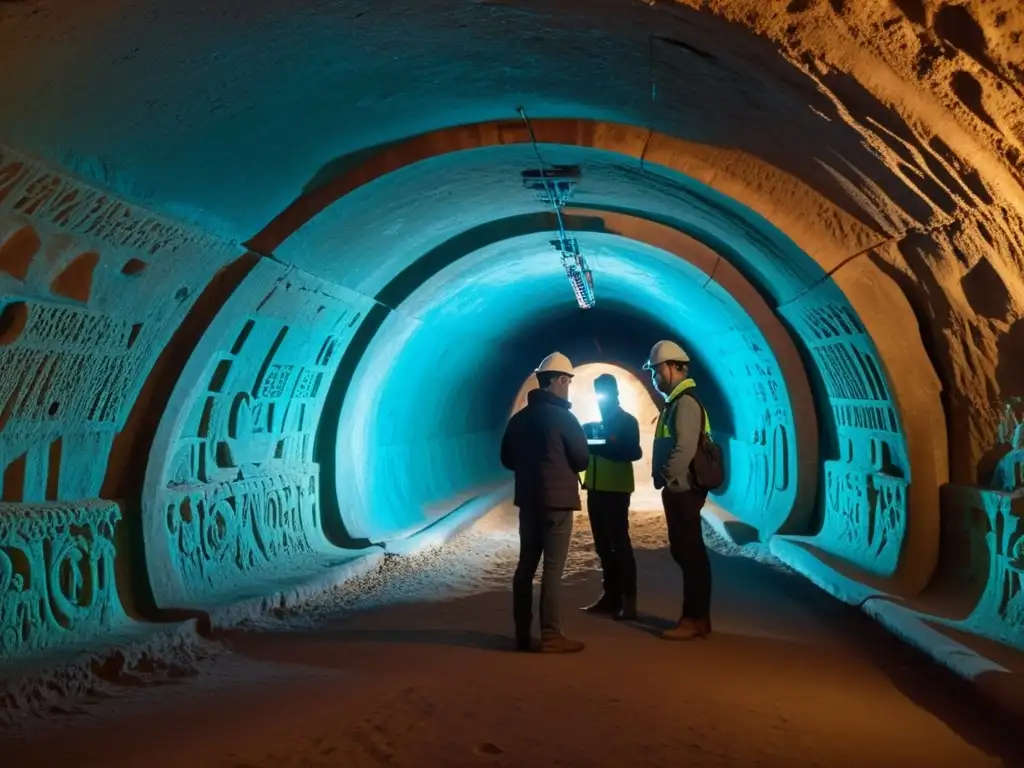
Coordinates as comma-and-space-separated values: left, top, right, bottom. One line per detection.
206, 550, 385, 629
863, 597, 1024, 724
769, 536, 893, 605
1, 550, 387, 724
771, 533, 1024, 724
0, 619, 200, 725
383, 483, 514, 557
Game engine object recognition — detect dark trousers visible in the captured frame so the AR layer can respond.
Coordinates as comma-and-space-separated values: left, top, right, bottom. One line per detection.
662, 488, 711, 620
586, 491, 636, 602
513, 507, 574, 636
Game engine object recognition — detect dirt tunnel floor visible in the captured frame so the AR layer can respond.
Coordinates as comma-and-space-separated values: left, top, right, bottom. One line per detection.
2, 502, 1023, 767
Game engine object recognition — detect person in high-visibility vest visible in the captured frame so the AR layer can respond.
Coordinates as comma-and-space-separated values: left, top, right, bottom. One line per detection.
645, 340, 714, 641
501, 352, 589, 654
579, 374, 642, 621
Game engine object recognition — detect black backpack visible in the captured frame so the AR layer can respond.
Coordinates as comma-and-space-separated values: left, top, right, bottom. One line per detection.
680, 392, 724, 492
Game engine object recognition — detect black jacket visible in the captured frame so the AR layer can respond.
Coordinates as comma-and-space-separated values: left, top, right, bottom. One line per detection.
589, 405, 642, 463
500, 388, 591, 511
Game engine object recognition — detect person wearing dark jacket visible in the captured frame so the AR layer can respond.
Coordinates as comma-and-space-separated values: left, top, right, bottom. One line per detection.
500, 352, 590, 654
580, 373, 643, 621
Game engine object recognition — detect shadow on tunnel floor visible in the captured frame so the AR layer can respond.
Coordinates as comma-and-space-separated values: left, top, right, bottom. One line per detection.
686, 548, 1024, 765
223, 627, 518, 652
209, 539, 1024, 765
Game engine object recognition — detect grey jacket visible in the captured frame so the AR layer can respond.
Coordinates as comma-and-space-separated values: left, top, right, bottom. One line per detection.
651, 393, 703, 492
500, 388, 591, 510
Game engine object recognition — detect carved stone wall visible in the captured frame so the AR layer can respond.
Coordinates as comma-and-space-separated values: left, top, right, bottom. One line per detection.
709, 324, 797, 537
0, 500, 125, 659
941, 485, 1024, 651
992, 398, 1024, 492
781, 286, 910, 578
0, 145, 234, 505
143, 259, 373, 609
0, 145, 235, 658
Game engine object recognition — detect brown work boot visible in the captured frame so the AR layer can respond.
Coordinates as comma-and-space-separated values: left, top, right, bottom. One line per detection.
541, 630, 586, 653
660, 617, 711, 641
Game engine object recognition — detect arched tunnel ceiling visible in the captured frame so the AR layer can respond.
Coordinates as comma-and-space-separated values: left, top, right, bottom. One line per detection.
396, 232, 719, 318
1, 0, 1023, 239
271, 144, 840, 304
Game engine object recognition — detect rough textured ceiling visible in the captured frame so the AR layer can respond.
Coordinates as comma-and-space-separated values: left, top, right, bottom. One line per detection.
0, 0, 1021, 235
276, 146, 821, 300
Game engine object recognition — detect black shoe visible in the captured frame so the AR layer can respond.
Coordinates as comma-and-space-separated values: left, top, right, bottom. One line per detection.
582, 594, 620, 615
515, 636, 540, 652
614, 597, 638, 622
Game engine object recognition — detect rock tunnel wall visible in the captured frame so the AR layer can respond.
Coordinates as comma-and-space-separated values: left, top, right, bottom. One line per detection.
0, 145, 236, 657
141, 259, 373, 610
332, 306, 511, 544
0, 0, 1022, 671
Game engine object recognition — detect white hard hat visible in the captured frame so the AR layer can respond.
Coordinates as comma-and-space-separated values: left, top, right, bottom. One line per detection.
536, 351, 574, 376
643, 340, 690, 369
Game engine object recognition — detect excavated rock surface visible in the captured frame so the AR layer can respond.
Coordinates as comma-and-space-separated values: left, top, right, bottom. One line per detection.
685, 0, 1024, 484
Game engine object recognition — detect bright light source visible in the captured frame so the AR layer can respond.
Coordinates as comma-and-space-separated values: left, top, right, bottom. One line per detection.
571, 383, 602, 425
567, 365, 647, 428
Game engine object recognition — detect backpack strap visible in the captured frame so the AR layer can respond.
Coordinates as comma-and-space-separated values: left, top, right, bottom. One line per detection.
679, 390, 711, 436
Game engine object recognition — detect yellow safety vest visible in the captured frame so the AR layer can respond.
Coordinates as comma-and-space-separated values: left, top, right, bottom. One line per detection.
583, 452, 635, 493
655, 378, 711, 439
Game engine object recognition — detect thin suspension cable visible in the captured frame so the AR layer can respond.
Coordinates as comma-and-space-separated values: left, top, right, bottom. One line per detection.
516, 106, 595, 309
517, 106, 569, 238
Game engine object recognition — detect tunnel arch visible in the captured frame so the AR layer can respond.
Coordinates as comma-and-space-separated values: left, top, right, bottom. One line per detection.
247, 123, 945, 598
139, 259, 372, 609
330, 233, 806, 544
321, 209, 818, 548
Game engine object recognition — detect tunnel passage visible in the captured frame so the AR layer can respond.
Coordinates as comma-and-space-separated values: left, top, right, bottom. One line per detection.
0, 133, 949, 656
268, 135, 942, 602
0, 0, 1022, 685
328, 225, 814, 548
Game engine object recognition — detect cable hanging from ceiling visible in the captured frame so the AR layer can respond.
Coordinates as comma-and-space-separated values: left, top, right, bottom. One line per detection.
517, 106, 596, 310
